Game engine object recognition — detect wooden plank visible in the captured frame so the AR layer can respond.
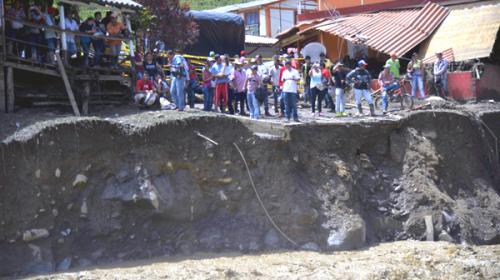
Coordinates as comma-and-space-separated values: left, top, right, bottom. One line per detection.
0, 67, 5, 113
424, 215, 434, 241
82, 82, 90, 115
6, 67, 14, 112
3, 61, 60, 77
55, 53, 80, 116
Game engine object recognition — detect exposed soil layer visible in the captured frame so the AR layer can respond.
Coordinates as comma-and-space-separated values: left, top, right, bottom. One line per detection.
0, 109, 499, 277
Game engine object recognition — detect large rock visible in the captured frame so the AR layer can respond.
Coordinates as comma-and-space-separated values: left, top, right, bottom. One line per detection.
327, 216, 366, 250
23, 229, 49, 242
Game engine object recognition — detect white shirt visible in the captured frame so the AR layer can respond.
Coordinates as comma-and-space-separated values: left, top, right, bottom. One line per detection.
269, 65, 281, 86
65, 18, 78, 42
281, 68, 299, 93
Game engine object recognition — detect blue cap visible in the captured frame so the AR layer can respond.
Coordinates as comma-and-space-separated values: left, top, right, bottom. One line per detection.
358, 60, 368, 66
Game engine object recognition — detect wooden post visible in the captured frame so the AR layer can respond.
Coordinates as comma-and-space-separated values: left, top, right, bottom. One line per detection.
0, 67, 5, 113
6, 66, 14, 112
1, 0, 7, 59
125, 14, 136, 98
58, 4, 68, 63
82, 81, 90, 115
424, 215, 434, 241
55, 52, 80, 116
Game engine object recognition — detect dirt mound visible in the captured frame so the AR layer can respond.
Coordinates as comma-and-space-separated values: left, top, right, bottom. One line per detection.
0, 110, 499, 277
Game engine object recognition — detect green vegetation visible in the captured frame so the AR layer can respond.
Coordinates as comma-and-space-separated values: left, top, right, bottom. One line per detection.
183, 0, 249, 11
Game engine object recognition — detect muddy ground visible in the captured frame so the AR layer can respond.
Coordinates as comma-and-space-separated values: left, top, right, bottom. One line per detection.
0, 100, 499, 277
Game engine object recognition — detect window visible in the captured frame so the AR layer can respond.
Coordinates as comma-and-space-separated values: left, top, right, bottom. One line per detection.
245, 11, 259, 36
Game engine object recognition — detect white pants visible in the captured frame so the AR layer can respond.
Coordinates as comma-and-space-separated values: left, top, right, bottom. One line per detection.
354, 89, 373, 105
135, 92, 158, 106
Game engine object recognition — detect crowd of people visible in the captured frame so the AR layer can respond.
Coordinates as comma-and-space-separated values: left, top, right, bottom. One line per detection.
5, 0, 128, 67
134, 49, 450, 122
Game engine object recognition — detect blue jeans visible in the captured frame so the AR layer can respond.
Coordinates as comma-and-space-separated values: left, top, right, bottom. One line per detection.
354, 88, 373, 105
234, 91, 246, 114
411, 74, 425, 98
283, 92, 298, 120
324, 90, 334, 109
203, 86, 214, 111
80, 39, 91, 66
67, 41, 77, 57
171, 76, 186, 110
335, 88, 345, 113
247, 91, 260, 119
109, 44, 121, 66
92, 39, 104, 66
272, 86, 284, 113
258, 86, 269, 113
188, 79, 197, 108
304, 84, 311, 103
227, 87, 235, 114
382, 83, 400, 111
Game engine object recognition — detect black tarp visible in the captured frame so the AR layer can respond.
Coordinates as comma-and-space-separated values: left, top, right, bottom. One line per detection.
185, 11, 245, 57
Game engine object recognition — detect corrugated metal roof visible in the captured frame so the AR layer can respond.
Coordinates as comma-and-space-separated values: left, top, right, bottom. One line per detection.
206, 0, 280, 13
421, 0, 500, 61
422, 48, 455, 64
245, 35, 278, 45
308, 2, 449, 56
95, 0, 142, 9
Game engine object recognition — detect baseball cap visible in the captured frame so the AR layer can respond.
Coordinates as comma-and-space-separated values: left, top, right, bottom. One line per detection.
383, 64, 391, 69
358, 60, 368, 66
251, 65, 258, 70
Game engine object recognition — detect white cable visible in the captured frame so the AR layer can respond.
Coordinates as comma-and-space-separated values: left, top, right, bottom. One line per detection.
233, 142, 298, 247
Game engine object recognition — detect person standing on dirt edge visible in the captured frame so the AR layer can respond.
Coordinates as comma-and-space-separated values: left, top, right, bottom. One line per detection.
168, 50, 189, 111
347, 60, 375, 116
332, 63, 347, 117
281, 60, 300, 123
244, 65, 262, 120
270, 56, 284, 117
210, 54, 230, 113
301, 56, 312, 103
255, 55, 272, 116
407, 53, 425, 99
434, 52, 449, 98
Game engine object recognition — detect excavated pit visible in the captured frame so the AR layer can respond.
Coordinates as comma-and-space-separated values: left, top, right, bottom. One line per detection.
0, 110, 499, 277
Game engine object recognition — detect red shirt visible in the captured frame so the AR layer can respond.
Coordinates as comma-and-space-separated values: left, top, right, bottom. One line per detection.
136, 79, 153, 93
189, 65, 197, 80
322, 68, 331, 78
278, 66, 286, 87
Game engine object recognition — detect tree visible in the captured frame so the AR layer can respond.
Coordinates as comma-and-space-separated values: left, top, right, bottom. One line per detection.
134, 0, 199, 52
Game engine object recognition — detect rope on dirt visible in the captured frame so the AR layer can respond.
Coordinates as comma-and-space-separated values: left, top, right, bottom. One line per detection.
233, 142, 298, 247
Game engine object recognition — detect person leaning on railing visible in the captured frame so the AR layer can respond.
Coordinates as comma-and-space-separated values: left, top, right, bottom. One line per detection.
92, 11, 106, 67
28, 2, 45, 62
6, 1, 26, 56
79, 17, 97, 67
106, 12, 126, 69
43, 6, 58, 64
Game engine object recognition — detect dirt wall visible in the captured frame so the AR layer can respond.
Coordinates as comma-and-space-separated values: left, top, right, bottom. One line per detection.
0, 111, 499, 277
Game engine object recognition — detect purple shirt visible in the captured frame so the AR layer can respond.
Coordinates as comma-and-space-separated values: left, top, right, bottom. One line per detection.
246, 73, 261, 92
232, 69, 246, 93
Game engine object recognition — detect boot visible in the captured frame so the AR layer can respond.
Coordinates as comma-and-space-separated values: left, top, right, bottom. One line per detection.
369, 104, 376, 116
357, 104, 363, 115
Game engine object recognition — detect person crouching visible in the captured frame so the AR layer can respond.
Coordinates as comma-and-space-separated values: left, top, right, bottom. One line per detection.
135, 73, 158, 107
